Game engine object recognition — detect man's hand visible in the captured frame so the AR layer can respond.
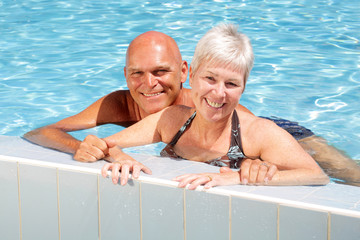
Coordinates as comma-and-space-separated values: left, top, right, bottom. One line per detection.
73, 135, 109, 162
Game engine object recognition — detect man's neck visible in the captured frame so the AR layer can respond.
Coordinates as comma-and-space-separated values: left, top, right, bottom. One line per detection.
173, 88, 194, 107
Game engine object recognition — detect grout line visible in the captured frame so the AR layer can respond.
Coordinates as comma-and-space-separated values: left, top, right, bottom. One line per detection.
56, 169, 61, 240
183, 189, 186, 240
229, 196, 232, 240
277, 204, 280, 240
17, 162, 22, 240
327, 212, 331, 240
97, 175, 101, 240
139, 182, 143, 240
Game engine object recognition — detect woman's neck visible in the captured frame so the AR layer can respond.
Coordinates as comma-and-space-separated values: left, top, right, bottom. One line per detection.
191, 111, 233, 146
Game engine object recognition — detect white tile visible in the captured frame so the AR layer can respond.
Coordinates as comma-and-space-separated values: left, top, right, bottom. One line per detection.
185, 190, 229, 240
279, 205, 328, 240
0, 160, 20, 240
19, 163, 59, 239
99, 176, 141, 240
141, 182, 184, 240
58, 169, 99, 240
232, 196, 277, 240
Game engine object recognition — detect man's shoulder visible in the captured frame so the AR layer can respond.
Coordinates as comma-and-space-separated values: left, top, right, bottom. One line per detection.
96, 90, 140, 124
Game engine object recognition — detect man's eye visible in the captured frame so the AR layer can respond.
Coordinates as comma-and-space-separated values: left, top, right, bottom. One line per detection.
132, 71, 142, 76
154, 70, 168, 76
206, 76, 215, 81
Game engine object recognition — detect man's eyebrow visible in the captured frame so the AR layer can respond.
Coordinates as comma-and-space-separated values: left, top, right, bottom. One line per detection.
155, 65, 171, 70
127, 67, 141, 72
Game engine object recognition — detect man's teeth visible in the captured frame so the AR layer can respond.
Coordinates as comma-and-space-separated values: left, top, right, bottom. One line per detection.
206, 99, 224, 108
143, 92, 161, 97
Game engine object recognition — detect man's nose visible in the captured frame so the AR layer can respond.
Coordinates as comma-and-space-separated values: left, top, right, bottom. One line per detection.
144, 73, 158, 88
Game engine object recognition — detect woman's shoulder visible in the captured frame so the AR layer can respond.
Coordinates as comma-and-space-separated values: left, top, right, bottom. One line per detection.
237, 111, 279, 135
157, 105, 195, 143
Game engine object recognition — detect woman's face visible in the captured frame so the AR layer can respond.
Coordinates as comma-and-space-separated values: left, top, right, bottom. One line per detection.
190, 62, 245, 122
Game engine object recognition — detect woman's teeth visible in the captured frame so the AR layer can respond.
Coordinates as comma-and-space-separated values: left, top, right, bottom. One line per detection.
206, 99, 224, 108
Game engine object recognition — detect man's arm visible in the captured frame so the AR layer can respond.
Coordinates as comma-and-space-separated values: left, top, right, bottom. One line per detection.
23, 90, 137, 160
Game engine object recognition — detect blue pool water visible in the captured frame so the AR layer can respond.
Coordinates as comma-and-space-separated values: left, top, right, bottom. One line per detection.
0, 0, 359, 159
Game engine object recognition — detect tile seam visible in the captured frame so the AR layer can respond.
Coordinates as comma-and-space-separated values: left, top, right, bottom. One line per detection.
56, 168, 61, 240
139, 182, 143, 240
183, 188, 186, 240
17, 162, 22, 240
97, 175, 101, 240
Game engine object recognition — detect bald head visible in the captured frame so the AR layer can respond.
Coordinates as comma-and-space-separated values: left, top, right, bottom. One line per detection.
126, 31, 182, 67
124, 31, 188, 116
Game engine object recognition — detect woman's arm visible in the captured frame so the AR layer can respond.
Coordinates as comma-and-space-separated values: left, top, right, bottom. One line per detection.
247, 118, 329, 185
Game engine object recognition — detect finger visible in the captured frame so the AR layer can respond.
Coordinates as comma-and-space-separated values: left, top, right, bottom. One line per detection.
204, 176, 216, 189
220, 167, 232, 173
140, 164, 152, 175
249, 162, 260, 184
172, 174, 192, 182
101, 163, 112, 177
85, 135, 108, 154
120, 164, 130, 186
132, 164, 142, 179
112, 164, 121, 184
177, 175, 202, 188
256, 164, 268, 183
239, 159, 251, 184
75, 152, 97, 163
265, 165, 278, 182
188, 176, 212, 190
87, 146, 106, 160
104, 137, 117, 149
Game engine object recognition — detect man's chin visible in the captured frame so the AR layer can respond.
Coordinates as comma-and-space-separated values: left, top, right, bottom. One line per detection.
143, 105, 167, 115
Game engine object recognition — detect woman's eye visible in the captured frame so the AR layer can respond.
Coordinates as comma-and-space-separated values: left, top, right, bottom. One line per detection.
206, 76, 215, 81
227, 82, 238, 87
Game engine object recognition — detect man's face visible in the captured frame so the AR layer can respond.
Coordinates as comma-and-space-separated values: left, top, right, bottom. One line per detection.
125, 39, 187, 116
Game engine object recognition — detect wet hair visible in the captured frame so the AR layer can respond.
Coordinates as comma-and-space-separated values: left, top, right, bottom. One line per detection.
190, 24, 254, 85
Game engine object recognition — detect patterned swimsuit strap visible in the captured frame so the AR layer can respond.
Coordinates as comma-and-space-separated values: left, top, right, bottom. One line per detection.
169, 111, 197, 146
230, 110, 244, 154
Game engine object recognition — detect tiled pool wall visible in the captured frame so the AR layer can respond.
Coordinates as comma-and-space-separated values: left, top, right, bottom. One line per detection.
1, 155, 359, 240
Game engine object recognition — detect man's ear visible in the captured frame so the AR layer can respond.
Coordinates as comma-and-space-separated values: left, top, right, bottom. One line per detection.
123, 66, 127, 78
180, 60, 188, 84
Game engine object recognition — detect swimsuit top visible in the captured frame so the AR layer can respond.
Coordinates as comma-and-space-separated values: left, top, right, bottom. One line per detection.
160, 110, 246, 169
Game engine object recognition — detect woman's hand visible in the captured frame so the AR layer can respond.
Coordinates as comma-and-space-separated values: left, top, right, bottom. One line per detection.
173, 159, 278, 190
173, 167, 241, 190
101, 146, 152, 185
238, 158, 278, 184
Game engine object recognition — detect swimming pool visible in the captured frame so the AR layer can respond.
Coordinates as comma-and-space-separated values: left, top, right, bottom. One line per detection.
0, 0, 359, 160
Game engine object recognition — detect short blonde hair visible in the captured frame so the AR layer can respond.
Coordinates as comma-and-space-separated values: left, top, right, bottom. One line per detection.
190, 24, 254, 85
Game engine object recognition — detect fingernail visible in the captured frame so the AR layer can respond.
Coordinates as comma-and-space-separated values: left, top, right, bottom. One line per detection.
243, 179, 248, 185
264, 177, 269, 184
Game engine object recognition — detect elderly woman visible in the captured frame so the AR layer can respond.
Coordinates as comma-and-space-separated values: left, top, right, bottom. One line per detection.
99, 24, 329, 188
